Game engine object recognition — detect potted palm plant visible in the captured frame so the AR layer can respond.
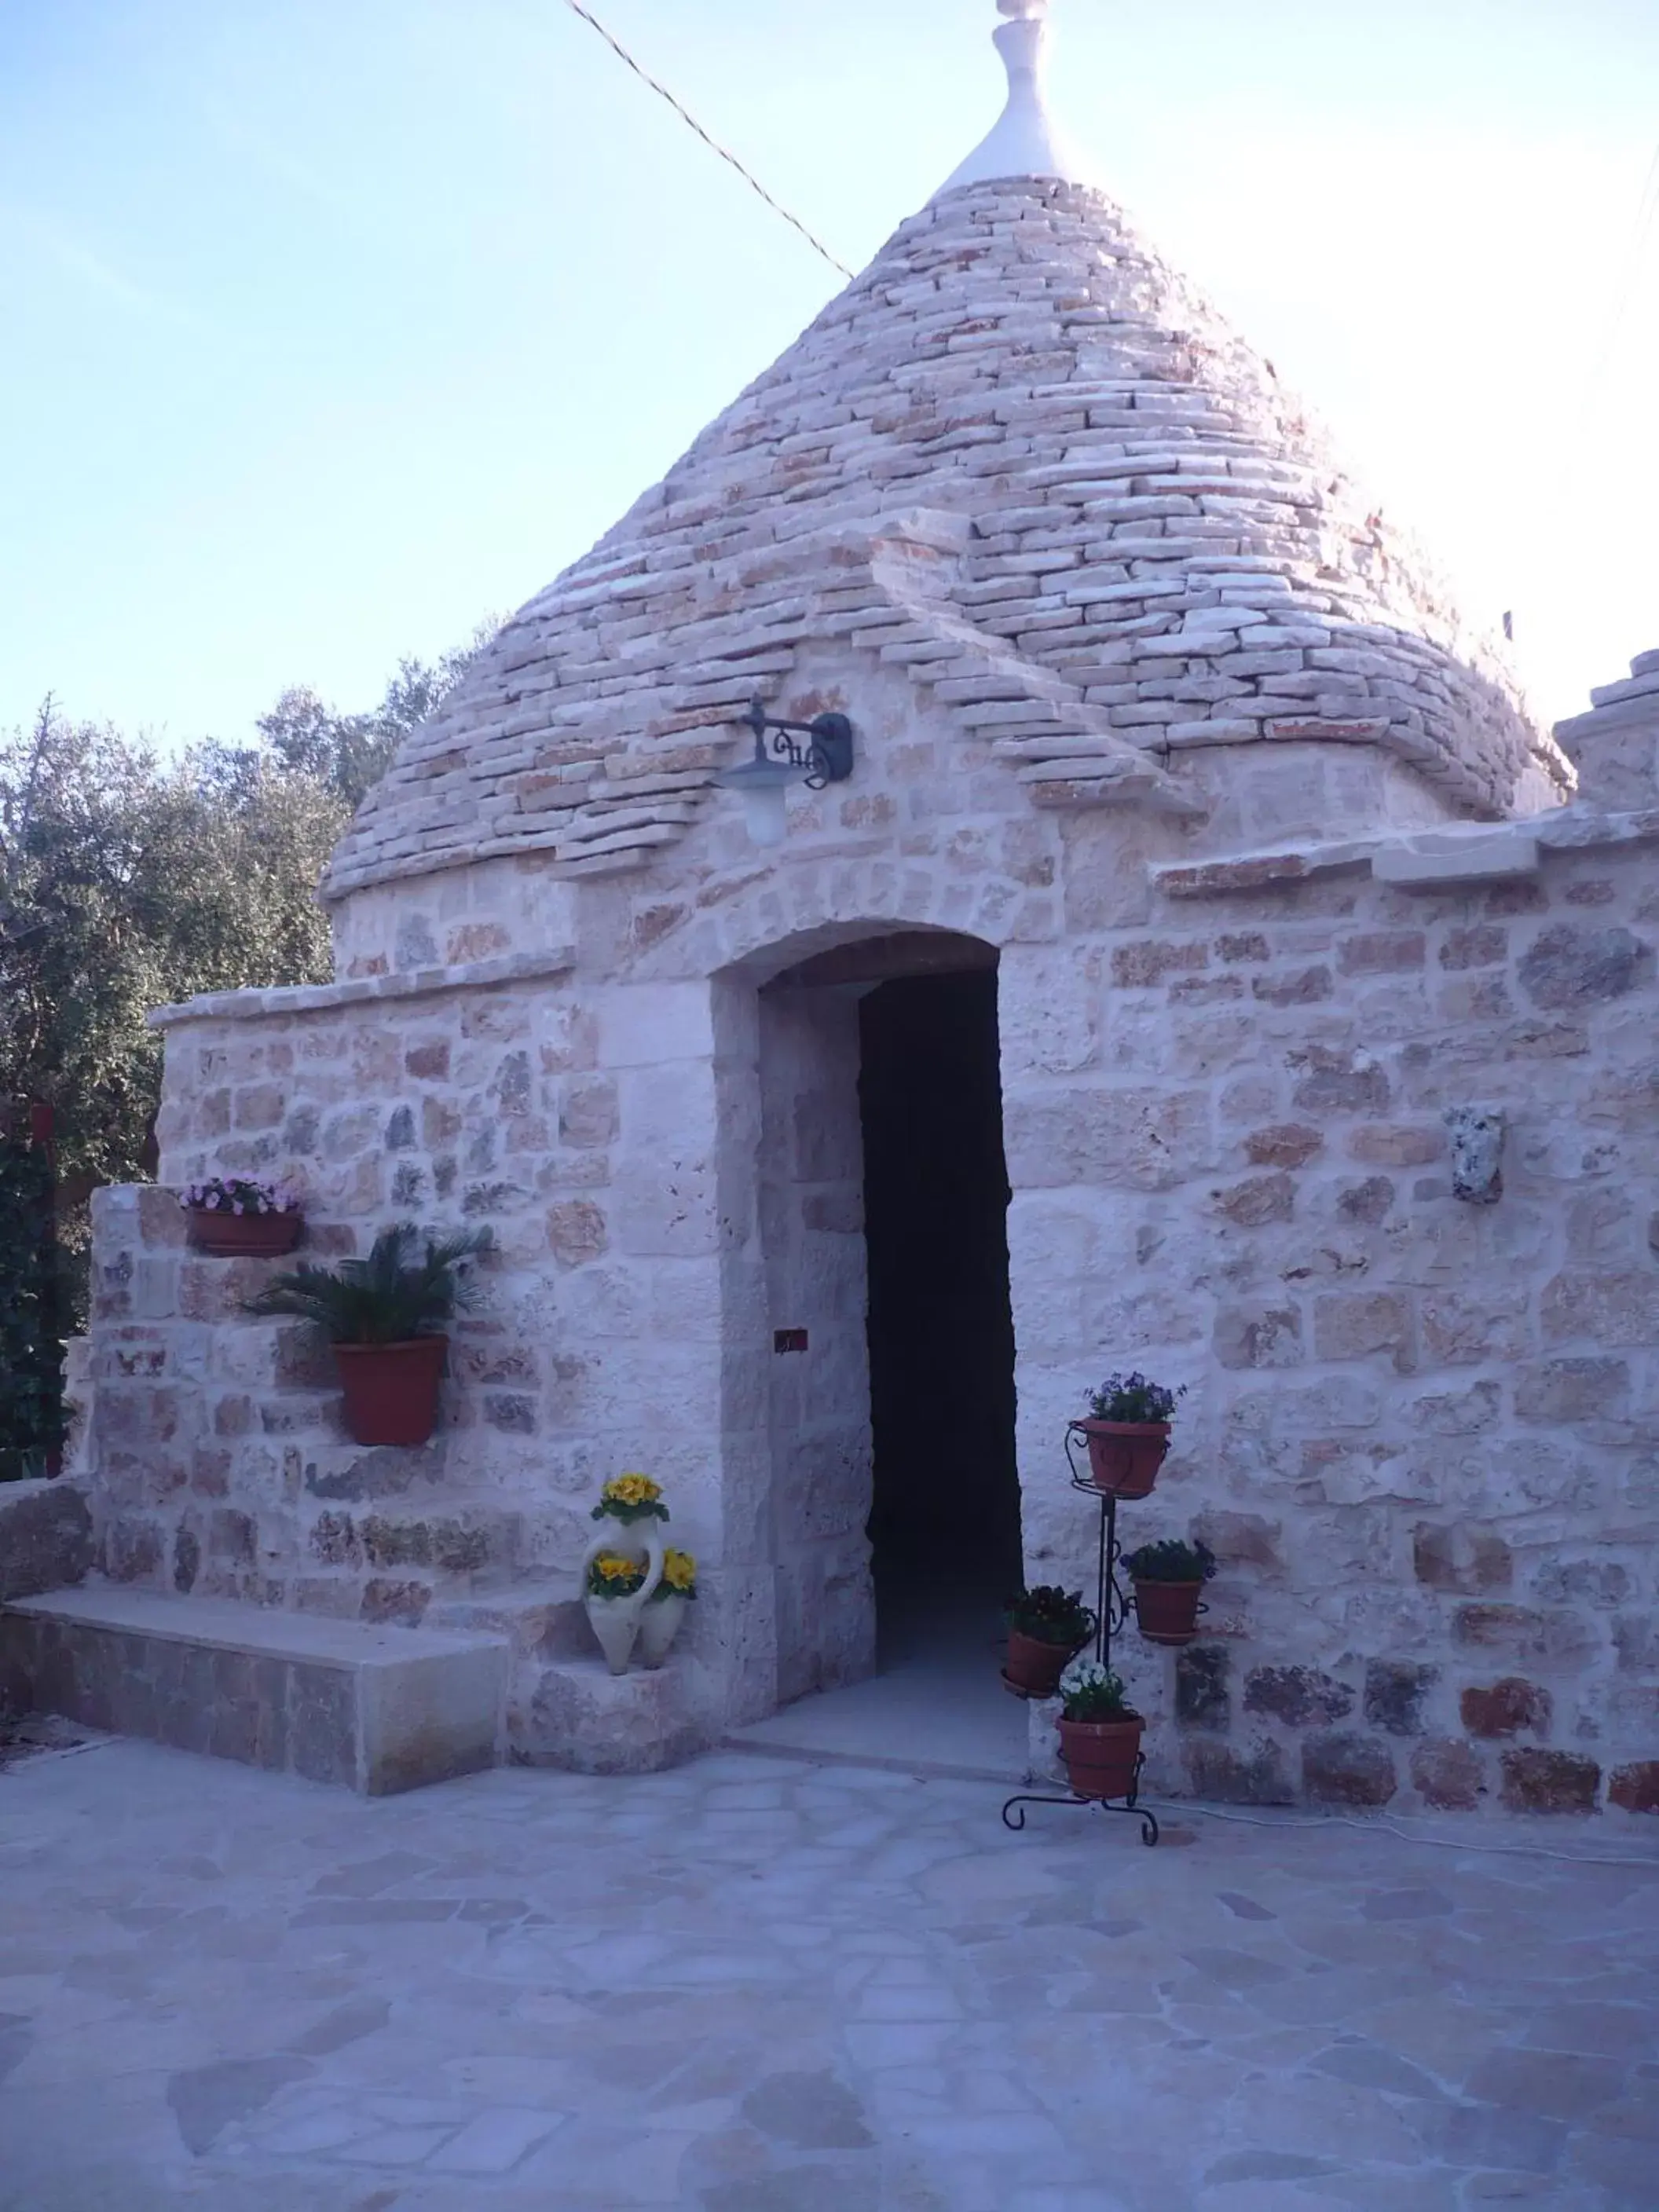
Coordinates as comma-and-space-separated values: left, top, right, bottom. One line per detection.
1072, 1371, 1185, 1498
1124, 1536, 1216, 1646
1056, 1658, 1144, 1803
181, 1177, 303, 1258
246, 1224, 489, 1446
1003, 1585, 1096, 1698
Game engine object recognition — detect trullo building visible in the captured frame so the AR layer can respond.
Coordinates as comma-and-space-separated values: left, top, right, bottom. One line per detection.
12, 0, 1658, 1820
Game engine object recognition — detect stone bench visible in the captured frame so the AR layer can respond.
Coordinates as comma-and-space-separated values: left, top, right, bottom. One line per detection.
1, 1586, 507, 1795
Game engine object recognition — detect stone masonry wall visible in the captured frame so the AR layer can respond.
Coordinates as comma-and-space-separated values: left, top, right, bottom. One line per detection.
756, 978, 876, 1705
1003, 832, 1659, 1822
82, 630, 1659, 1811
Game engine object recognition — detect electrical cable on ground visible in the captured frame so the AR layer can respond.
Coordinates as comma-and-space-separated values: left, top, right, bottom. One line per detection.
1143, 1798, 1659, 1872
557, 0, 855, 279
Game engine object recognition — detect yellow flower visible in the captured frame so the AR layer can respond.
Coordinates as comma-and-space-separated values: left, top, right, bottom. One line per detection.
661, 1548, 698, 1594
593, 1552, 643, 1584
603, 1473, 662, 1507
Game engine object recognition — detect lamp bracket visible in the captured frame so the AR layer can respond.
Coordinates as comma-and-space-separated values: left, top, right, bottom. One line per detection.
734, 697, 855, 789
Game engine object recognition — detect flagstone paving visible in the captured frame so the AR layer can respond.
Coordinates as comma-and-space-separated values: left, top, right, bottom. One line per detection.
1, 1737, 1655, 2210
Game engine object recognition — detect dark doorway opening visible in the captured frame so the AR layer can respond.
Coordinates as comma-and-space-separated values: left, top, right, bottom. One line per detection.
859, 963, 1021, 1658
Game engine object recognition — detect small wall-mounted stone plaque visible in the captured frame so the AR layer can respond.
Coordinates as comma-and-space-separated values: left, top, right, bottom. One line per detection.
1443, 1105, 1507, 1205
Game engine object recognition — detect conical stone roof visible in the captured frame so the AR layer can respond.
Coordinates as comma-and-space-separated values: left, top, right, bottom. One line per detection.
326, 48, 1568, 899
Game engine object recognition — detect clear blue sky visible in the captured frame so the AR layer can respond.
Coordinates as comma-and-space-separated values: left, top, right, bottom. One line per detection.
2, 0, 1656, 750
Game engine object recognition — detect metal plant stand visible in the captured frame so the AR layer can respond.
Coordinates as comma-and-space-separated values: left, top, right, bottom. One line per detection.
1001, 1426, 1159, 1846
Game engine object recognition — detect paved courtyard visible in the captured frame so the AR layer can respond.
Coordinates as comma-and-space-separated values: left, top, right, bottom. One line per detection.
1, 1737, 1656, 2212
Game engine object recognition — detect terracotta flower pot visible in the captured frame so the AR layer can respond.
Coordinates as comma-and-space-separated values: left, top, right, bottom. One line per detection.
1133, 1579, 1205, 1646
333, 1337, 448, 1447
1004, 1626, 1090, 1699
1075, 1419, 1170, 1499
1057, 1712, 1144, 1803
186, 1209, 302, 1259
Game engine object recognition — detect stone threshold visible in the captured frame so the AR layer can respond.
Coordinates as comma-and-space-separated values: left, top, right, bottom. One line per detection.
720, 1737, 1030, 1789
147, 947, 577, 1031
3, 1585, 507, 1796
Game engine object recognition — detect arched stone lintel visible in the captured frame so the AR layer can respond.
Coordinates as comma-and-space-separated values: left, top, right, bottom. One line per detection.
629, 854, 1060, 987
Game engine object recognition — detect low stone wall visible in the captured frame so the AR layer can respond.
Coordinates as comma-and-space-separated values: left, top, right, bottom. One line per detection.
0, 1477, 93, 1716
0, 1480, 93, 1606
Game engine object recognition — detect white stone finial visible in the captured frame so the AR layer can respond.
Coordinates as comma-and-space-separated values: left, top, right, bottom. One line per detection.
932, 0, 1096, 200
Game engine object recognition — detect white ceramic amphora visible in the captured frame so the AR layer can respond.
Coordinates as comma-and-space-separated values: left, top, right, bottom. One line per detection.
579, 1523, 665, 1676
635, 1591, 688, 1670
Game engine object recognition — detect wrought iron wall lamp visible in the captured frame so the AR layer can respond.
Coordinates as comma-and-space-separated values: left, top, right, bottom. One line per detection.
716, 696, 855, 848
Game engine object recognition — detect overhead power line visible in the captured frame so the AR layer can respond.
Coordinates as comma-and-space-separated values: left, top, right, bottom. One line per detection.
1590, 133, 1659, 391
558, 0, 855, 279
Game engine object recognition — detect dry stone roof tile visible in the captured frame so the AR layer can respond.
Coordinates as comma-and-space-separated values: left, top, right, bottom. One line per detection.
325, 178, 1568, 902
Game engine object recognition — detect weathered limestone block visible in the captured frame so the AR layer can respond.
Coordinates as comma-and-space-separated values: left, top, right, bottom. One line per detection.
520, 1657, 706, 1774
1452, 1606, 1598, 1666
1410, 1738, 1487, 1811
1364, 1661, 1437, 1736
1413, 1524, 1513, 1595
1302, 1732, 1398, 1807
0, 1481, 94, 1607
1174, 1645, 1230, 1731
1608, 1761, 1659, 1815
1183, 1737, 1295, 1806
1513, 1358, 1630, 1424
1554, 652, 1659, 809
1442, 1105, 1506, 1204
1460, 1679, 1551, 1740
1243, 1666, 1354, 1727
1500, 1748, 1602, 1815
1518, 925, 1651, 1010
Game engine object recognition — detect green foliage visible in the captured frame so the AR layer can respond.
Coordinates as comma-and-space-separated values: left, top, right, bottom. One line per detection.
0, 706, 342, 1320
1006, 1584, 1095, 1646
245, 1224, 490, 1345
1058, 1660, 1133, 1723
255, 629, 496, 808
1123, 1538, 1217, 1584
0, 633, 489, 1328
1086, 1371, 1185, 1424
0, 1126, 63, 1481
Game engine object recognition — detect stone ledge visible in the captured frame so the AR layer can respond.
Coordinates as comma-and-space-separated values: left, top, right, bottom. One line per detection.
147, 947, 577, 1031
1154, 803, 1659, 900
2, 1586, 507, 1795
1372, 830, 1540, 887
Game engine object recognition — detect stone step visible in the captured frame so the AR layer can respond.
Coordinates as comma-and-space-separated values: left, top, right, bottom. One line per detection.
430, 1581, 587, 1661
2, 1584, 507, 1796
512, 1651, 705, 1775
430, 1588, 709, 1770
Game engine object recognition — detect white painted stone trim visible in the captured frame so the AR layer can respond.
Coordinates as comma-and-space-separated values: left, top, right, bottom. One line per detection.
1372, 831, 1540, 886
933, 1, 1098, 200
148, 947, 578, 1030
